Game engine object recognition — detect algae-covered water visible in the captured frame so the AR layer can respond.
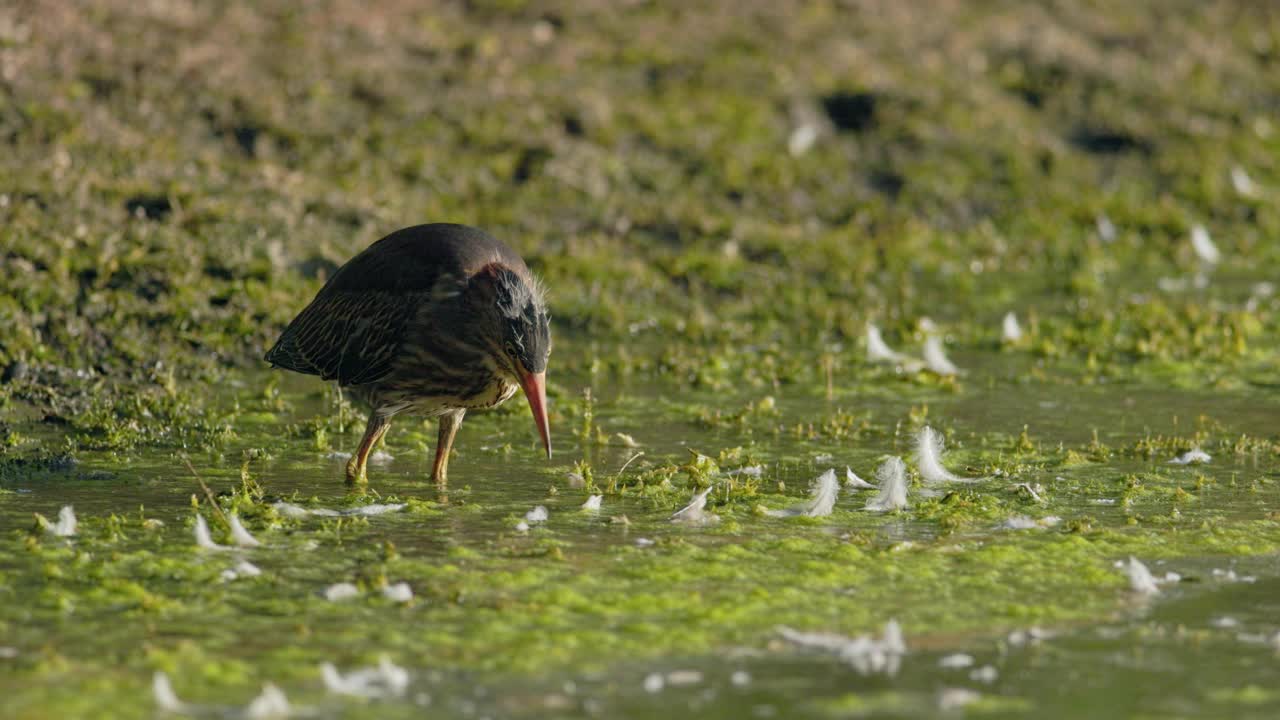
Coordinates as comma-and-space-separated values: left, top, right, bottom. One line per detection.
3, 1, 1280, 718
4, 361, 1279, 719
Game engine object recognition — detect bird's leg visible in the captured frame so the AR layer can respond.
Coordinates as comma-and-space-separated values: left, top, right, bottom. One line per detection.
431, 409, 466, 485
346, 413, 391, 485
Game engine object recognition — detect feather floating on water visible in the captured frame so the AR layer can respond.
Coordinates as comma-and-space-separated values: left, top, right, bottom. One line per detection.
866, 324, 924, 371
864, 457, 909, 512
52, 506, 77, 537
1125, 556, 1160, 595
788, 124, 818, 157
244, 683, 291, 719
777, 619, 906, 676
321, 655, 410, 699
970, 665, 999, 684
382, 582, 413, 603
923, 336, 960, 376
1001, 312, 1022, 343
766, 469, 839, 518
221, 560, 263, 582
324, 582, 360, 602
1168, 448, 1210, 465
671, 486, 717, 525
524, 506, 549, 524
938, 688, 982, 711
938, 653, 974, 669
1096, 214, 1117, 243
273, 501, 405, 518
153, 672, 187, 712
916, 426, 978, 483
844, 467, 874, 489
227, 513, 261, 548
1231, 165, 1255, 197
1190, 225, 1220, 265
581, 495, 603, 511
194, 514, 232, 551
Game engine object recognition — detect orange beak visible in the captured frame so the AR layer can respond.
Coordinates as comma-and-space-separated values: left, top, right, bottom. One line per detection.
518, 370, 552, 459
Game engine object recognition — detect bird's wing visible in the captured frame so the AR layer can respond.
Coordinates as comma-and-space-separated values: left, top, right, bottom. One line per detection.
265, 289, 424, 386
265, 224, 510, 386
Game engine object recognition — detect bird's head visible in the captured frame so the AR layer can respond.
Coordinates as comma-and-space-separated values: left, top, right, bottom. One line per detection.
470, 263, 552, 459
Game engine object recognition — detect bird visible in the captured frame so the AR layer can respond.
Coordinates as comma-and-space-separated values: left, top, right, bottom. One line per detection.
265, 223, 551, 485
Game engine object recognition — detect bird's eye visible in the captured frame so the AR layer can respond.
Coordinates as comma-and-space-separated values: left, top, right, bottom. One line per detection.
504, 343, 517, 358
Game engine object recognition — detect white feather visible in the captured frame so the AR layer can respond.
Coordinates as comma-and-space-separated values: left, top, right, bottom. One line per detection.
922, 336, 960, 376
221, 560, 263, 582
938, 688, 982, 710
670, 486, 718, 525
865, 324, 924, 371
524, 506, 549, 524
916, 426, 978, 483
844, 467, 874, 489
52, 506, 77, 537
864, 457, 909, 512
227, 513, 261, 548
194, 514, 231, 551
1231, 165, 1255, 196
1096, 214, 1116, 243
274, 502, 405, 518
938, 653, 974, 669
1190, 225, 1220, 265
321, 655, 410, 698
788, 124, 818, 156
244, 683, 291, 719
152, 672, 186, 712
581, 495, 603, 511
382, 582, 413, 603
1001, 312, 1022, 343
324, 582, 360, 602
777, 619, 906, 676
1169, 448, 1210, 465
766, 469, 839, 517
1125, 556, 1160, 595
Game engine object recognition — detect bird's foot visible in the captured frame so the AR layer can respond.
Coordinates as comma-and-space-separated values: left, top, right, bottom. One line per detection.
345, 457, 368, 485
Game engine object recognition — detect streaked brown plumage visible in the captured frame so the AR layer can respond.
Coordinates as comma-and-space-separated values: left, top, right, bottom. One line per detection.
266, 223, 552, 485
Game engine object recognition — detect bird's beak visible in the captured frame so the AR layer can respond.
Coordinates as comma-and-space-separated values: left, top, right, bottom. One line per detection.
518, 370, 552, 459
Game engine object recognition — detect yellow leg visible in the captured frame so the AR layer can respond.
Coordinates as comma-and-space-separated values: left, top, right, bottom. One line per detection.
346, 413, 391, 485
431, 410, 466, 485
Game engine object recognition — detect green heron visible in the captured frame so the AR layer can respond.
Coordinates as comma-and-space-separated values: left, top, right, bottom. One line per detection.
266, 223, 551, 485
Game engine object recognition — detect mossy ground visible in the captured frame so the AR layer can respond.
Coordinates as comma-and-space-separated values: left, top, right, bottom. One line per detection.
1, 1, 1279, 718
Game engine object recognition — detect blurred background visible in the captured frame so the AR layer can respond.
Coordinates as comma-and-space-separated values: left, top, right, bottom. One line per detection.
1, 0, 1277, 437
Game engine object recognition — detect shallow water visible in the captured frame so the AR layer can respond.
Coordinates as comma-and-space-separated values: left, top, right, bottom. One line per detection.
2, 357, 1278, 719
